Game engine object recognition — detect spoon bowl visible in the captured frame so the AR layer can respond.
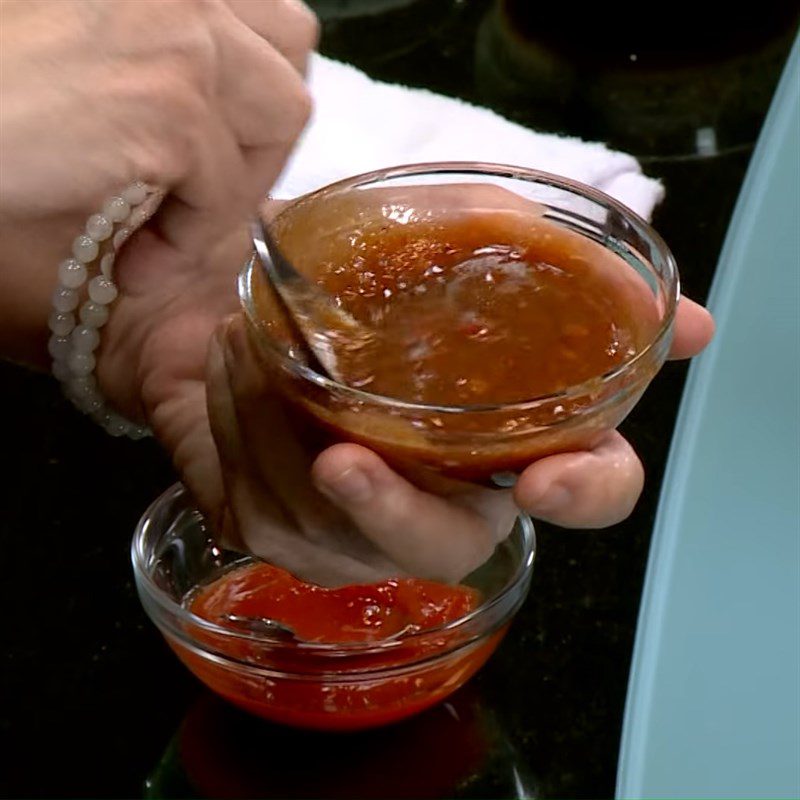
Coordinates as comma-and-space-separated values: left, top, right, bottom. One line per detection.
220, 613, 298, 641
251, 217, 373, 382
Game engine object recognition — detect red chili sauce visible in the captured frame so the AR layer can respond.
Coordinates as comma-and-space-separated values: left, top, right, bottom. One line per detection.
178, 563, 502, 730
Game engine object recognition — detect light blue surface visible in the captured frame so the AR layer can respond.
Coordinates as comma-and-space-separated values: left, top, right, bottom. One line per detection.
616, 37, 800, 800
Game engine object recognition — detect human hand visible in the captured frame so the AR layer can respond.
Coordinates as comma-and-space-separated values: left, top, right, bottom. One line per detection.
204, 298, 713, 586
200, 183, 714, 585
100, 170, 713, 584
104, 187, 713, 588
0, 0, 315, 361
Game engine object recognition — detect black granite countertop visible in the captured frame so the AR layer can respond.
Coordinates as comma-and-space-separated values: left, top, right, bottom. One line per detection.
2, 2, 796, 798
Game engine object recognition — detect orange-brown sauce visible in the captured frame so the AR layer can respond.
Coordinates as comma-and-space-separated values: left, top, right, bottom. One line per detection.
317, 213, 648, 405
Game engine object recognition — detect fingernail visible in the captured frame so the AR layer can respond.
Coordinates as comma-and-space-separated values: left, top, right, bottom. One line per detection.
491, 471, 519, 488
319, 466, 373, 504
528, 482, 572, 515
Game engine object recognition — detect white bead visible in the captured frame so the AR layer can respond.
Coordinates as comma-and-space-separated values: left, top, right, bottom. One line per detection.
91, 409, 112, 427
128, 426, 151, 440
86, 213, 113, 242
52, 360, 72, 381
138, 192, 161, 220
48, 311, 75, 336
104, 196, 130, 223
48, 335, 71, 360
67, 351, 95, 376
129, 205, 150, 229
112, 227, 131, 250
88, 276, 118, 305
58, 258, 87, 289
76, 396, 104, 415
71, 324, 100, 353
72, 234, 99, 264
67, 375, 97, 395
104, 413, 131, 437
52, 285, 79, 312
100, 252, 115, 278
121, 182, 148, 205
79, 301, 109, 328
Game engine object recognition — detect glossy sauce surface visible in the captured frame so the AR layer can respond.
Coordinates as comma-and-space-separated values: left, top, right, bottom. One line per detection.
190, 562, 479, 643
249, 200, 663, 481
180, 563, 497, 730
317, 213, 648, 405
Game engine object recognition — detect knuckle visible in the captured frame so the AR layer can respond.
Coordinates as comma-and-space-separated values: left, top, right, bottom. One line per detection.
249, 57, 311, 144
292, 85, 313, 132
292, 1, 321, 51
157, 13, 219, 96
272, 80, 313, 143
277, 0, 319, 39
155, 92, 206, 164
127, 108, 194, 186
278, 1, 319, 73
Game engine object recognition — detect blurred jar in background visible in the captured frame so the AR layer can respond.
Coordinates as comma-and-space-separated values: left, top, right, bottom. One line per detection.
307, 0, 798, 161
475, 0, 800, 158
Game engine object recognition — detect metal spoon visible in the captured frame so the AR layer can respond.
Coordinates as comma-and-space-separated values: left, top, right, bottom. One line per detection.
251, 217, 373, 382
221, 613, 298, 641
221, 613, 418, 643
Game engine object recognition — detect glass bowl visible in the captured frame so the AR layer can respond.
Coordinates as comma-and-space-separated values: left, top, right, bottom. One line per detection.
132, 484, 535, 731
240, 162, 679, 485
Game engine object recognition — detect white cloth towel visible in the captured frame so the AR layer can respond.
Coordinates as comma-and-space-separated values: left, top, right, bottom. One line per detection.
274, 55, 664, 221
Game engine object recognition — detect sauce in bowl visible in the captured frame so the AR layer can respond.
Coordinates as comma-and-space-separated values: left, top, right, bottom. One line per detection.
317, 212, 651, 405
180, 562, 502, 730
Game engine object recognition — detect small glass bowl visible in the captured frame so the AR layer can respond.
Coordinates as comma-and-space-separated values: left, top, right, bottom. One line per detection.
132, 484, 535, 731
241, 162, 679, 484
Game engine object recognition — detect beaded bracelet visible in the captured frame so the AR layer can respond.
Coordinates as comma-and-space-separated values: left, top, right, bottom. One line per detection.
49, 182, 164, 438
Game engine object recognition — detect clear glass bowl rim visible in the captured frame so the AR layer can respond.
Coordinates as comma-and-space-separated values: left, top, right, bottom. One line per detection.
243, 160, 680, 415
131, 483, 536, 656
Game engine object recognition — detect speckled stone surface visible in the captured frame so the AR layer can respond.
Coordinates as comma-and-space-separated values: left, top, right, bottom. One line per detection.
2, 2, 796, 797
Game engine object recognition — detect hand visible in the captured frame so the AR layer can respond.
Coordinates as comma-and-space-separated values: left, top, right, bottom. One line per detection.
201, 185, 714, 585
205, 298, 714, 586
104, 190, 713, 588
0, 0, 316, 362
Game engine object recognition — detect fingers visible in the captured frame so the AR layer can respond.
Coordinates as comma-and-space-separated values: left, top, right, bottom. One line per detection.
669, 295, 715, 360
215, 18, 313, 151
221, 313, 337, 537
209, 314, 400, 584
148, 111, 248, 261
150, 377, 228, 533
312, 443, 514, 583
225, 0, 319, 75
215, 315, 511, 585
151, 2, 312, 259
513, 430, 644, 528
507, 293, 712, 529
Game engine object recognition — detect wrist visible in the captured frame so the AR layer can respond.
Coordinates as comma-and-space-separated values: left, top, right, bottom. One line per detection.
43, 182, 163, 436
0, 213, 84, 370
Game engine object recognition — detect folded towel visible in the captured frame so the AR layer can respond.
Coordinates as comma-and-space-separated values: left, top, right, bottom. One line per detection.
274, 54, 664, 221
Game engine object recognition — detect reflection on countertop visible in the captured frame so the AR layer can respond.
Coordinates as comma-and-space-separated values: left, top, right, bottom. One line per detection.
144, 686, 538, 799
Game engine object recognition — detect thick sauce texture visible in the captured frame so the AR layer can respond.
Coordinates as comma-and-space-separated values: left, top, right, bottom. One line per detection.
317, 213, 648, 405
178, 563, 500, 730
251, 202, 661, 480
191, 562, 479, 643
